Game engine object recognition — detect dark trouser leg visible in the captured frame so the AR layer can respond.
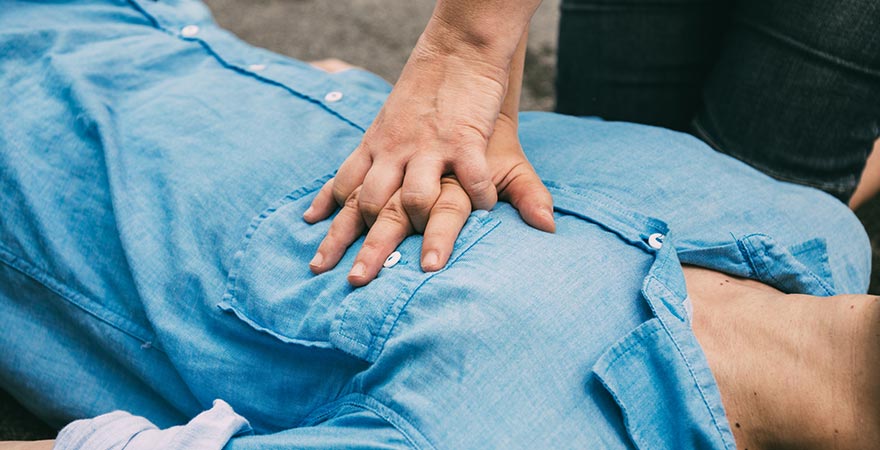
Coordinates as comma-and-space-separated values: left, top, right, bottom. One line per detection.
555, 0, 733, 131
693, 0, 880, 202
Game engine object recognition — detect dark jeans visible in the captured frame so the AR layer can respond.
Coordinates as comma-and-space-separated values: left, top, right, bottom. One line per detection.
556, 0, 880, 202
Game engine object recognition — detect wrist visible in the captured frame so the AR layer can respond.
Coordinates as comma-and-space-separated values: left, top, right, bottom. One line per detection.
417, 13, 519, 74
400, 40, 510, 121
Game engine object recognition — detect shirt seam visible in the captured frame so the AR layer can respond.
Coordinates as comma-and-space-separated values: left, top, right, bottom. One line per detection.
358, 216, 501, 362
0, 243, 160, 352
297, 393, 437, 450
650, 279, 733, 446
334, 214, 500, 360
123, 0, 367, 133
739, 233, 836, 296
642, 249, 735, 448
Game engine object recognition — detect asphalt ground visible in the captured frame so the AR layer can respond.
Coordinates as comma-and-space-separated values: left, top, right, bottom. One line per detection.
203, 0, 561, 111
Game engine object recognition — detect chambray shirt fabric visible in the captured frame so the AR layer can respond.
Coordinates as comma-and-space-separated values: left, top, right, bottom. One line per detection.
0, 1, 871, 449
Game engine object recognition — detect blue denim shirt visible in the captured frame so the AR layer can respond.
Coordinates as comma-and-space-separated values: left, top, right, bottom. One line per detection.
0, 1, 871, 449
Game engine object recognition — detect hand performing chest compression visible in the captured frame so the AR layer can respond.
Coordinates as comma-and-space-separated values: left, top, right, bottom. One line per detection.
303, 3, 555, 286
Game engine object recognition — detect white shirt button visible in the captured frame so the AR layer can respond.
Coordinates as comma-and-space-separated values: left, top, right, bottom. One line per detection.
248, 64, 267, 72
180, 25, 200, 37
383, 251, 402, 268
324, 91, 344, 103
647, 233, 665, 250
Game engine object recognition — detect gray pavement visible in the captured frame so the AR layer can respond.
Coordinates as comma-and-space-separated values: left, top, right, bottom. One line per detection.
203, 0, 560, 110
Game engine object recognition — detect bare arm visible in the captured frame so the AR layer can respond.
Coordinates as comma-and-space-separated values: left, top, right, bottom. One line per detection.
0, 441, 54, 450
423, 0, 542, 69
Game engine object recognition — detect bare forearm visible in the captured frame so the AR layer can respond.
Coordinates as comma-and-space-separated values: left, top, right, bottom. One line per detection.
421, 0, 542, 69
500, 30, 528, 123
0, 441, 55, 450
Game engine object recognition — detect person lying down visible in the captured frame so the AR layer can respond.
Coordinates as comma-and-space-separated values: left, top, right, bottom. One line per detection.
0, 1, 877, 449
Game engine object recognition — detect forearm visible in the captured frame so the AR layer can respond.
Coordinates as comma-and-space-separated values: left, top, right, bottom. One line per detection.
500, 30, 528, 124
0, 442, 54, 450
420, 0, 542, 70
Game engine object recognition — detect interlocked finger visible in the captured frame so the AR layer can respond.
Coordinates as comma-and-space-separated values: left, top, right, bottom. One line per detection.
348, 190, 415, 287
310, 186, 366, 274
420, 177, 472, 272
401, 157, 444, 233
453, 152, 497, 211
358, 161, 405, 227
303, 177, 338, 224
331, 149, 372, 206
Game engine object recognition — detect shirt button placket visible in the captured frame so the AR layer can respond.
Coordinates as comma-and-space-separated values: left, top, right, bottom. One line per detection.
324, 91, 344, 103
180, 24, 200, 38
647, 233, 665, 250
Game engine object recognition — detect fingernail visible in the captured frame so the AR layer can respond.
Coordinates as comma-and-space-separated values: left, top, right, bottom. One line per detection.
422, 251, 440, 271
303, 206, 314, 219
350, 262, 366, 278
309, 252, 324, 268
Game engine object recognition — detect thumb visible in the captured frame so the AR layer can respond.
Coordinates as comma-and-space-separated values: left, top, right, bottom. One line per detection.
499, 165, 555, 233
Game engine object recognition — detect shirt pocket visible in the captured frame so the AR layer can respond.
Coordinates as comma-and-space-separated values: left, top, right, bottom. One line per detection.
218, 175, 500, 363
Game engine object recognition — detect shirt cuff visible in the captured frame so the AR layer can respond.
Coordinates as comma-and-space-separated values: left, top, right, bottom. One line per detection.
54, 399, 252, 450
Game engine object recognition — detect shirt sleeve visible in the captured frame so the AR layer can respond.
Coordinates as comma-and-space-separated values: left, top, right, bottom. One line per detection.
54, 399, 252, 450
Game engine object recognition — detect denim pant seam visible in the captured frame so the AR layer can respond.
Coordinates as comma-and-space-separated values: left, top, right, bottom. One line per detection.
733, 13, 880, 80
692, 117, 859, 197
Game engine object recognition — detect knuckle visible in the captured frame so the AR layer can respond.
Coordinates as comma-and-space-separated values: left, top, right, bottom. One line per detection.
356, 140, 378, 157
378, 203, 410, 227
343, 193, 361, 210
324, 225, 347, 243
467, 178, 495, 195
512, 170, 550, 197
332, 185, 350, 204
454, 122, 492, 146
364, 126, 405, 152
360, 239, 384, 254
400, 190, 436, 211
440, 176, 463, 190
432, 197, 469, 216
357, 199, 384, 218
